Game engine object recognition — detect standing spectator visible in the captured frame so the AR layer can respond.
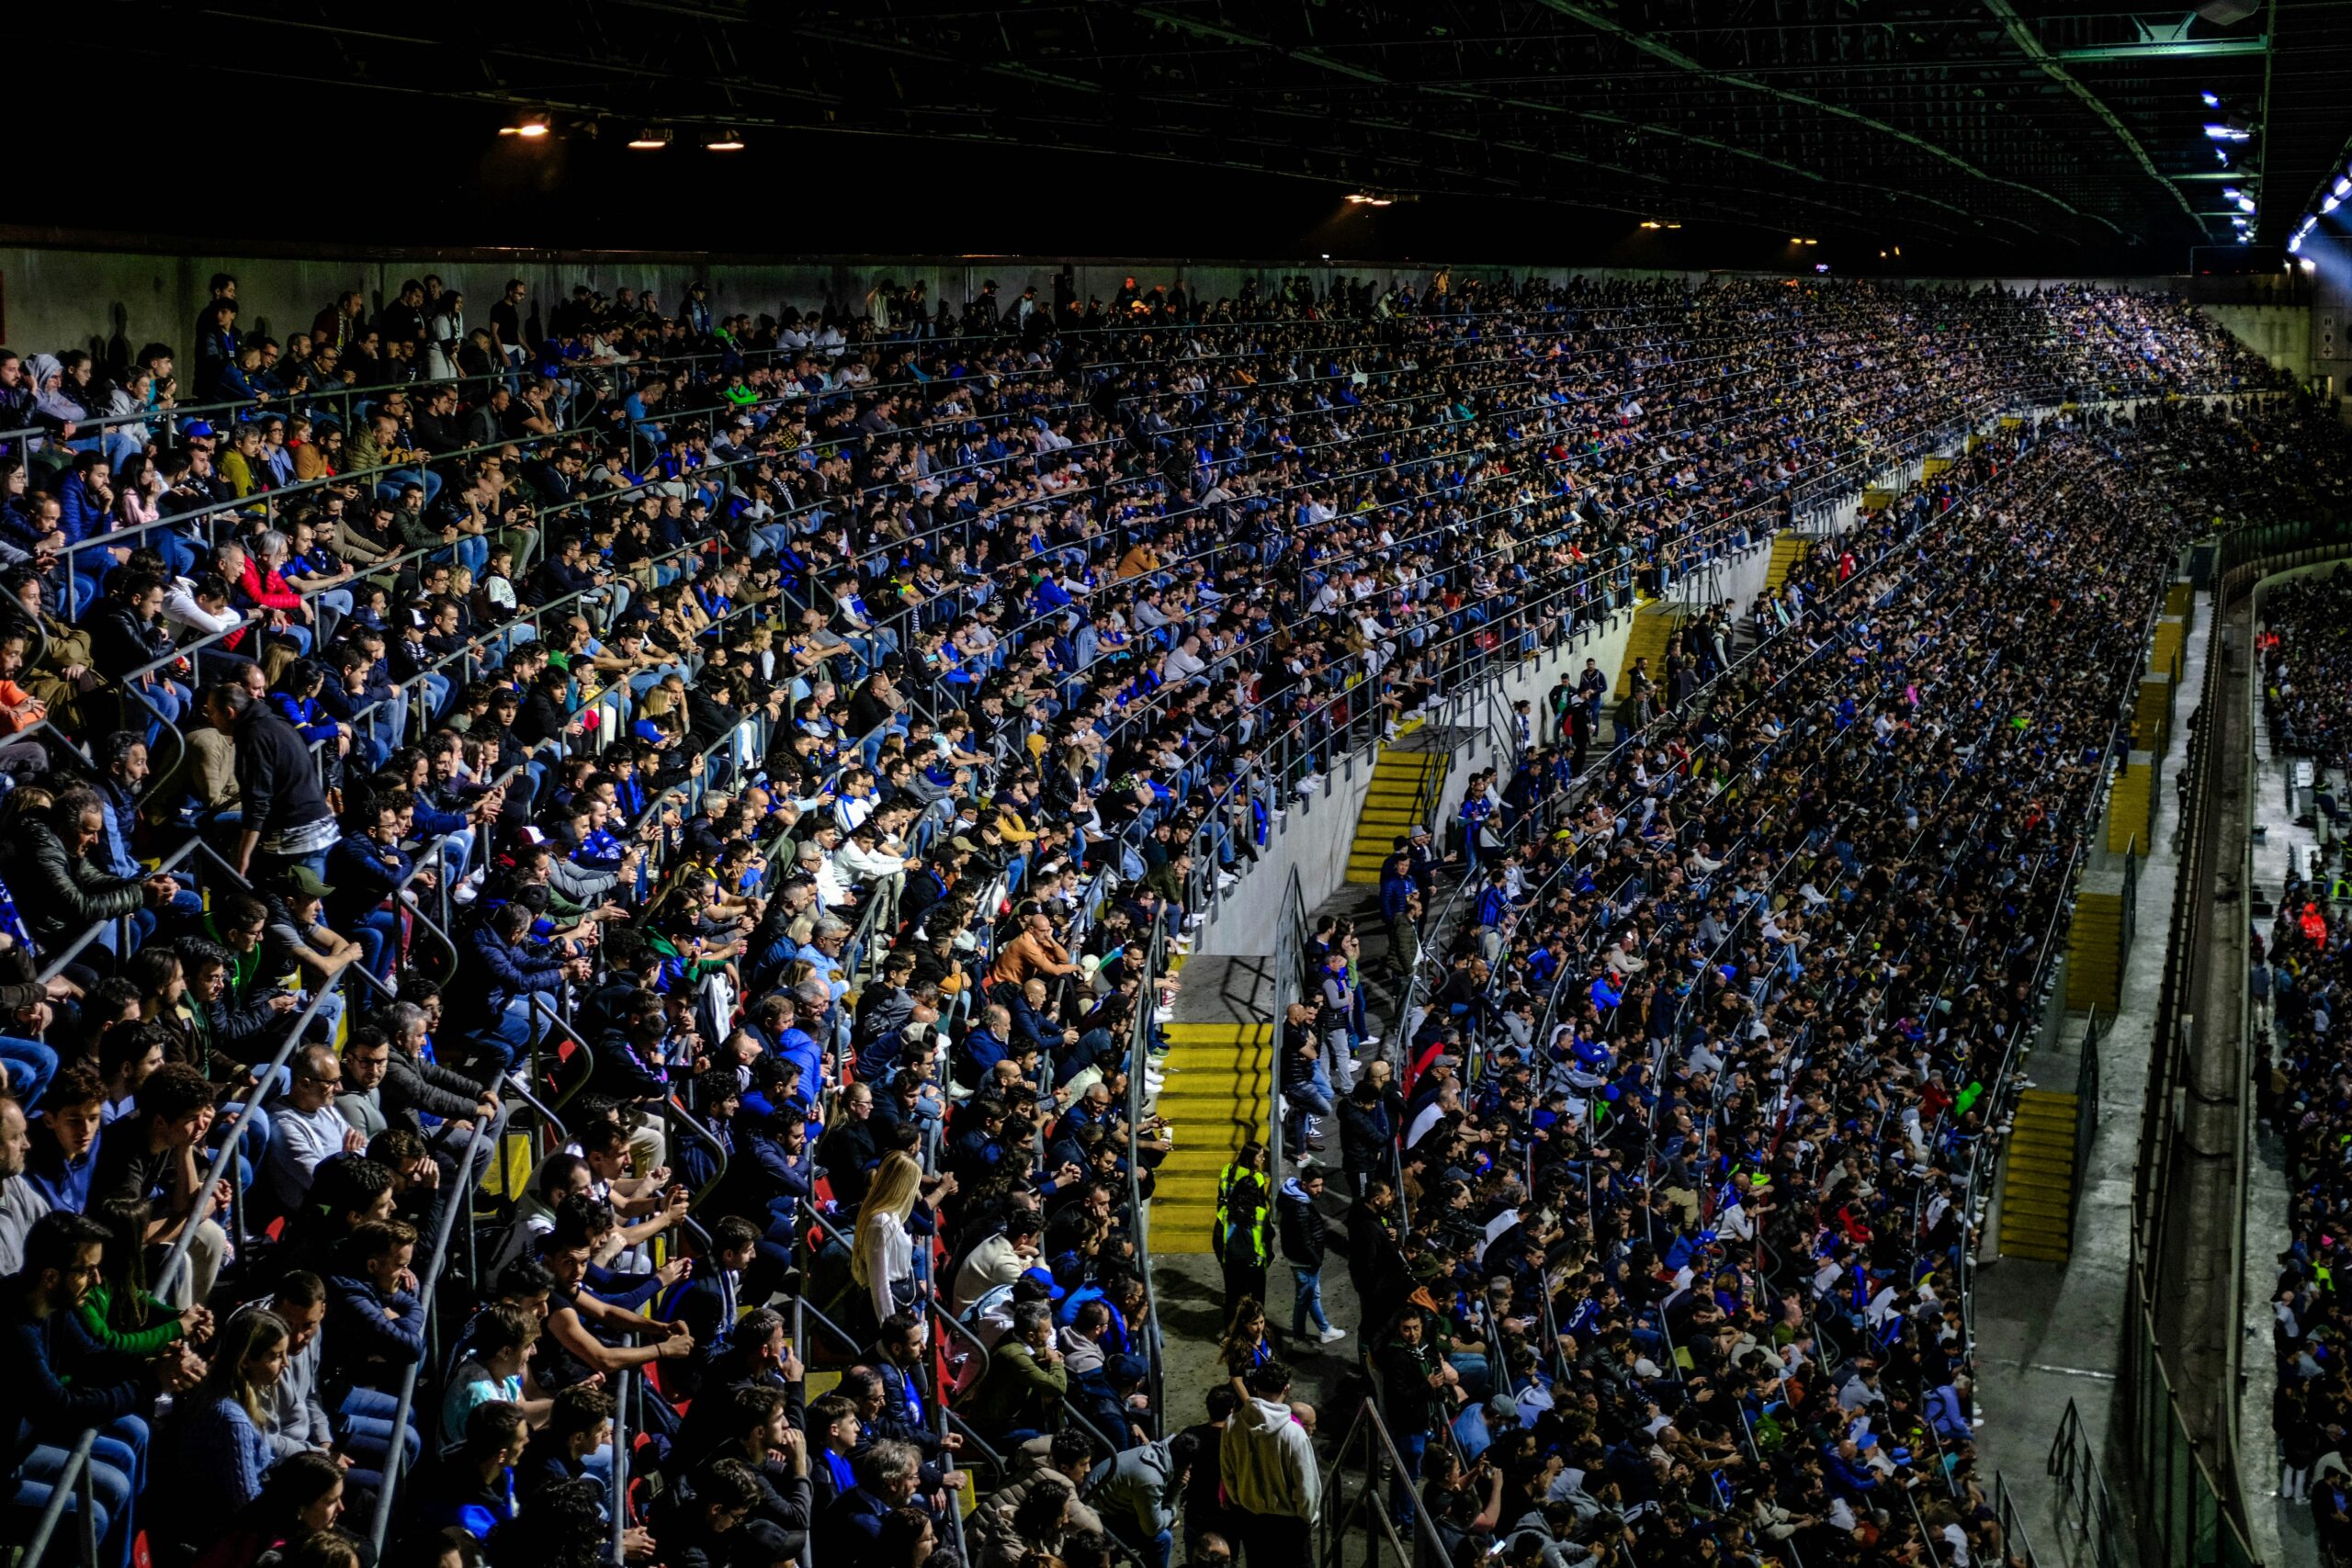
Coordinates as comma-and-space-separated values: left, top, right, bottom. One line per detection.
205, 682, 337, 882
1274, 1167, 1343, 1346
1087, 1430, 1195, 1568
1218, 1361, 1317, 1568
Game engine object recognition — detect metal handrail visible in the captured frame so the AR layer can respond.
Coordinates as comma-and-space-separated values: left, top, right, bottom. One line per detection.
16, 1427, 98, 1568
367, 1123, 483, 1553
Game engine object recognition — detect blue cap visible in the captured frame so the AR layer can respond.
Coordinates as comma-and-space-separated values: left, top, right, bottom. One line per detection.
183, 420, 217, 439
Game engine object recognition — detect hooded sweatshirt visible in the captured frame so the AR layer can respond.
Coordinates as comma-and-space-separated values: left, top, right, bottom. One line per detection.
1086, 1438, 1182, 1537
1220, 1393, 1318, 1521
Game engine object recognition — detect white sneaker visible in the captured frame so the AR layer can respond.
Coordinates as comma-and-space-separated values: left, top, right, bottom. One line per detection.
1155, 1006, 1176, 1023
1317, 1325, 1348, 1344
1359, 1034, 1382, 1049
1271, 807, 1288, 820
1216, 875, 1239, 893
1186, 913, 1207, 930
1383, 723, 1398, 740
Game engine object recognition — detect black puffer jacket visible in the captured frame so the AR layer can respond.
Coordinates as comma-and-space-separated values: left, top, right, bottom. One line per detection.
1276, 1176, 1328, 1268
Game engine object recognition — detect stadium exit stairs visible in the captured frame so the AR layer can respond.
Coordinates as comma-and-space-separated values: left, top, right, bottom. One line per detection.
1344, 731, 1447, 885
1762, 533, 1815, 594
1996, 1087, 2082, 1262
1613, 598, 1688, 699
1147, 1019, 1273, 1252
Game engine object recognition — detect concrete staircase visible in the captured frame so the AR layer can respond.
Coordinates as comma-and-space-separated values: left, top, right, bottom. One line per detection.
1344, 740, 1448, 885
1148, 1021, 1272, 1251
1612, 600, 1687, 698
1996, 1088, 2082, 1261
1762, 533, 1814, 594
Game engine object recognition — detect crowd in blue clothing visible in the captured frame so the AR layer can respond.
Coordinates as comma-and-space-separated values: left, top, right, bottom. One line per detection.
0, 262, 2313, 1568
1304, 398, 2341, 1568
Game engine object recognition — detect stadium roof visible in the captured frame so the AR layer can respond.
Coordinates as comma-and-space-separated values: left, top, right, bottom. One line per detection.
93, 1, 2352, 266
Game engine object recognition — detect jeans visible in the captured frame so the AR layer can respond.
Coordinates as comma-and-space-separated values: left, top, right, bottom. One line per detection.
1290, 1264, 1330, 1336
0, 1034, 60, 1111
462, 993, 538, 1079
9, 1416, 144, 1568
1108, 1517, 1173, 1568
337, 1386, 422, 1496
352, 907, 402, 979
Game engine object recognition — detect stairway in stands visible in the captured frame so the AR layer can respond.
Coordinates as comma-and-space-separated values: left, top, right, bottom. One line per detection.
1762, 532, 1815, 593
1343, 731, 1449, 886
1996, 1088, 2082, 1261
1148, 1021, 1273, 1251
1613, 600, 1687, 698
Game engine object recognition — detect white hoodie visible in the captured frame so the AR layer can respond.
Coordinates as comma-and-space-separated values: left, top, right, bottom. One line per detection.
1220, 1394, 1319, 1521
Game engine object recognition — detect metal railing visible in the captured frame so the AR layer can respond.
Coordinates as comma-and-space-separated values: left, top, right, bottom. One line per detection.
2048, 1398, 2132, 1568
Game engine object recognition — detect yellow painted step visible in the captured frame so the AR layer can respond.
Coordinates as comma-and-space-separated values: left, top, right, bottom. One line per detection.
1160, 1022, 1271, 1042
1999, 1239, 2072, 1263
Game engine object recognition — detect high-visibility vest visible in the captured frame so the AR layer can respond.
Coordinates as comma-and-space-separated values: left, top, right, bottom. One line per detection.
1215, 1164, 1270, 1267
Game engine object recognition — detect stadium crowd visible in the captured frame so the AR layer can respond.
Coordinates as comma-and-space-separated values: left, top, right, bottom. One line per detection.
0, 261, 2301, 1568
2255, 569, 2352, 1553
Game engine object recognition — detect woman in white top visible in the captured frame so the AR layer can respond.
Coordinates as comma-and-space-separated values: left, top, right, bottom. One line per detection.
851, 1149, 925, 1332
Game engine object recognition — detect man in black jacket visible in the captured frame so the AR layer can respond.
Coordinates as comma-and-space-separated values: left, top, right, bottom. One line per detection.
206, 682, 337, 881
1275, 1166, 1344, 1346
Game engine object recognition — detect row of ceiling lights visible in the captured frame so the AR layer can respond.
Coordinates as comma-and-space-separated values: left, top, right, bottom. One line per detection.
497, 113, 745, 151
2289, 153, 2352, 257
2202, 90, 2261, 244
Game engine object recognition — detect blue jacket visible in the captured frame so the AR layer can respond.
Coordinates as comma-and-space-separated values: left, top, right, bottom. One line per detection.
0, 1292, 152, 1476
325, 832, 412, 928
323, 1270, 426, 1391
459, 925, 565, 1018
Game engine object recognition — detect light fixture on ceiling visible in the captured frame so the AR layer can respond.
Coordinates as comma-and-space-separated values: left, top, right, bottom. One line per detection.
1802, 238, 1818, 246
705, 129, 746, 151
2201, 91, 2221, 107
2203, 122, 2251, 141
499, 112, 552, 138
2304, 257, 2320, 274
628, 129, 673, 151
1639, 220, 1662, 229
1665, 222, 1681, 229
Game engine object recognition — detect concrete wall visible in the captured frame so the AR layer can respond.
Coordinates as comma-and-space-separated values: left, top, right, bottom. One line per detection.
1191, 528, 1781, 958
2202, 303, 2312, 382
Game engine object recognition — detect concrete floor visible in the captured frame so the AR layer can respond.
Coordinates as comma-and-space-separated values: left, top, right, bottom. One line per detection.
2241, 671, 2317, 1568
1970, 595, 2206, 1568
1150, 882, 1408, 1566
1971, 587, 2314, 1568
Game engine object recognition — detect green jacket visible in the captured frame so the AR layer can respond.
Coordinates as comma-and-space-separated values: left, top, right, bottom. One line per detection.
960, 1337, 1067, 1429
76, 1280, 184, 1358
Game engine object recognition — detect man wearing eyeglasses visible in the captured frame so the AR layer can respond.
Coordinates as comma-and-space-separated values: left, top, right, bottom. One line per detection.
263, 1043, 366, 1216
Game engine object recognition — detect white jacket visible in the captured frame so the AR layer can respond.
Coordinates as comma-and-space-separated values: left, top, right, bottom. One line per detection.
950, 1231, 1032, 1314
1220, 1395, 1319, 1521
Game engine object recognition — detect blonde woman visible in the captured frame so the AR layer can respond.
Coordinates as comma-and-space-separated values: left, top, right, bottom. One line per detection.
172, 1308, 290, 1511
852, 1150, 927, 1333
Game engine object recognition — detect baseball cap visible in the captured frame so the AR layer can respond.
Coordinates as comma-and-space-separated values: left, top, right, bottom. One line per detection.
183, 421, 217, 440
279, 865, 334, 898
